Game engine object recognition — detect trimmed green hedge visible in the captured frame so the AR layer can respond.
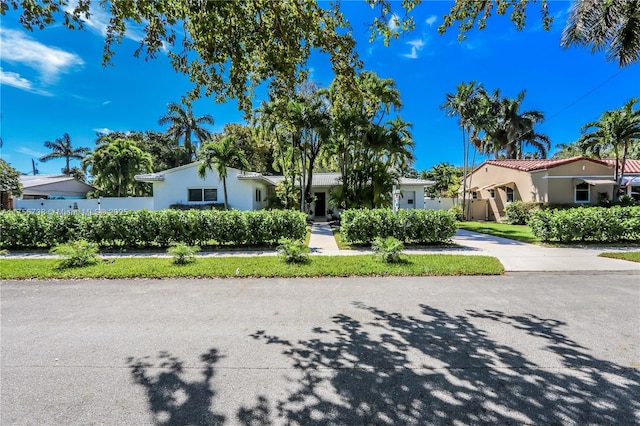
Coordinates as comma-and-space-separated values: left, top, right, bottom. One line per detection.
341, 209, 457, 244
0, 209, 307, 249
529, 206, 640, 242
504, 201, 545, 225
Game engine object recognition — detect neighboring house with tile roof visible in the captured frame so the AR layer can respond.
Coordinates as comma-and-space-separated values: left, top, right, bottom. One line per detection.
19, 175, 95, 199
135, 162, 434, 217
463, 157, 619, 221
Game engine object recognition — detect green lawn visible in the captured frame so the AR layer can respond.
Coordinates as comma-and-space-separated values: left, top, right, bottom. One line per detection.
457, 221, 541, 244
599, 252, 640, 263
0, 254, 503, 279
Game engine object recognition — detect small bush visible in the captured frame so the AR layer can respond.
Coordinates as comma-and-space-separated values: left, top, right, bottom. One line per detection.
50, 240, 100, 269
277, 238, 310, 264
372, 236, 404, 264
504, 201, 545, 225
167, 243, 200, 264
449, 205, 464, 221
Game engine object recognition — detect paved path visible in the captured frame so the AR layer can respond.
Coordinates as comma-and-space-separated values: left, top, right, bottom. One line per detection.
308, 222, 341, 255
2, 274, 639, 425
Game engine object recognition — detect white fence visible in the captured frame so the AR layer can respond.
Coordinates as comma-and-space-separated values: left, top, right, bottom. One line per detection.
14, 197, 154, 214
424, 197, 457, 211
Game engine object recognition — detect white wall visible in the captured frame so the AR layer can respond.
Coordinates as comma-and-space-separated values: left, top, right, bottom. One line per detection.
424, 197, 456, 211
399, 185, 426, 209
151, 164, 265, 211
14, 197, 153, 213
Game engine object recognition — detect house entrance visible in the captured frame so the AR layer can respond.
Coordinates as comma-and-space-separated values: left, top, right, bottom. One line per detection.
314, 192, 326, 217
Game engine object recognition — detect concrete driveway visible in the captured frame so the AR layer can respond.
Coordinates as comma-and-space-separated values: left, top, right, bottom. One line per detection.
2, 273, 638, 425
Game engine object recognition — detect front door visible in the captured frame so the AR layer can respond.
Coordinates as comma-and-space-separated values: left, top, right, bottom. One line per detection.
314, 192, 326, 217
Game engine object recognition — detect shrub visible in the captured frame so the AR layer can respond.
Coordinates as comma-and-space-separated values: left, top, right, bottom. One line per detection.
449, 205, 464, 222
277, 238, 310, 264
0, 209, 307, 249
50, 240, 100, 269
340, 209, 457, 245
529, 206, 640, 242
372, 236, 404, 264
167, 243, 200, 264
504, 201, 545, 225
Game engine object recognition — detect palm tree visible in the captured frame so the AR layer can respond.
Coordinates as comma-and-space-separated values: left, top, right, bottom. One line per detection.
83, 137, 153, 197
578, 98, 640, 193
159, 102, 214, 161
561, 0, 640, 68
441, 81, 484, 219
40, 133, 90, 175
198, 135, 249, 210
477, 90, 550, 159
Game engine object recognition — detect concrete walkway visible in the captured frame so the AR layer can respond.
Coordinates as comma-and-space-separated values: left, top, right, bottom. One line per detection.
308, 222, 341, 255
451, 229, 640, 272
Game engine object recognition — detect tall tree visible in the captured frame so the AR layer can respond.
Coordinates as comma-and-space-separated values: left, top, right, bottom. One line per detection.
198, 135, 249, 210
441, 81, 483, 219
159, 103, 214, 161
40, 133, 90, 175
0, 158, 22, 209
83, 137, 153, 197
578, 98, 640, 193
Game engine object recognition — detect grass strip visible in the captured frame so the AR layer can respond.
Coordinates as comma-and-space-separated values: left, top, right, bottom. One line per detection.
598, 252, 640, 263
458, 221, 541, 244
0, 255, 503, 279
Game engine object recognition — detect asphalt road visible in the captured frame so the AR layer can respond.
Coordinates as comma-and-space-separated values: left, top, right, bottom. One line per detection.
2, 273, 639, 425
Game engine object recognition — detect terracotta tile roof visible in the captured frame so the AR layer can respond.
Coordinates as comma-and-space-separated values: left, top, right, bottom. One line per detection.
480, 156, 610, 172
601, 159, 640, 174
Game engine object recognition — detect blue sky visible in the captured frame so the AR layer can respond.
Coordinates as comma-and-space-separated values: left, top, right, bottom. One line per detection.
1, 1, 638, 176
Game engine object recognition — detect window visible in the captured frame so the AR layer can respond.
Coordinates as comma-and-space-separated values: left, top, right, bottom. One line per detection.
188, 188, 217, 202
575, 182, 590, 203
188, 188, 202, 202
407, 198, 414, 205
255, 189, 262, 202
204, 189, 218, 201
505, 187, 514, 203
489, 189, 495, 199
472, 191, 478, 200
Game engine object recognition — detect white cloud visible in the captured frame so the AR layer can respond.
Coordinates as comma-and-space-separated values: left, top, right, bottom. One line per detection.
388, 14, 400, 32
425, 15, 437, 26
0, 28, 84, 83
403, 39, 425, 59
0, 68, 52, 96
102, 101, 112, 106
64, 1, 146, 43
17, 147, 46, 158
93, 128, 113, 135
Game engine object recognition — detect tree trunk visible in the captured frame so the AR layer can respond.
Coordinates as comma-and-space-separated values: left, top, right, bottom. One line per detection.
223, 177, 229, 210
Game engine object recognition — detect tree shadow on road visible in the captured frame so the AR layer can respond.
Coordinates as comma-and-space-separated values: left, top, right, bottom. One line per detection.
243, 303, 639, 425
126, 349, 225, 425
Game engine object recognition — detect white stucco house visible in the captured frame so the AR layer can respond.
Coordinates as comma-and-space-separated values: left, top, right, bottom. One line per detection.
135, 162, 434, 217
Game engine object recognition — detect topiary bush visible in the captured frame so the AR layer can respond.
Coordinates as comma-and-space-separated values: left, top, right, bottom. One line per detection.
529, 206, 640, 242
167, 243, 200, 264
340, 209, 457, 245
504, 201, 545, 225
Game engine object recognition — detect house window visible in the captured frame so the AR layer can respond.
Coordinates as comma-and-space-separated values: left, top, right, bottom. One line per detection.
505, 187, 514, 203
255, 189, 262, 202
472, 191, 478, 200
489, 189, 495, 199
188, 188, 217, 202
204, 189, 218, 201
407, 198, 414, 205
575, 182, 590, 203
188, 188, 203, 202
